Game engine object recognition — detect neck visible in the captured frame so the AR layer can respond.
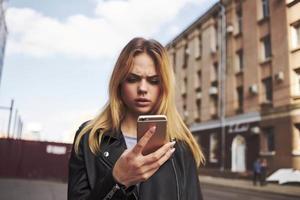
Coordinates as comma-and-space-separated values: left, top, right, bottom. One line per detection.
121, 112, 138, 137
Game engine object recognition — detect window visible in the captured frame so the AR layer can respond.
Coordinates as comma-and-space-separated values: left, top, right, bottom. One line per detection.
183, 45, 189, 68
262, 77, 273, 103
183, 76, 187, 94
262, 127, 275, 152
237, 86, 244, 112
195, 34, 202, 59
195, 99, 201, 122
173, 52, 176, 73
195, 87, 202, 122
236, 9, 242, 33
297, 73, 300, 94
209, 133, 219, 163
210, 25, 217, 54
291, 23, 300, 49
210, 95, 218, 118
236, 49, 243, 72
184, 76, 187, 87
182, 92, 188, 120
262, 0, 269, 19
182, 76, 187, 112
293, 69, 300, 95
261, 35, 272, 60
196, 87, 202, 99
215, 24, 219, 50
197, 70, 201, 87
293, 124, 300, 155
194, 70, 201, 88
181, 75, 187, 95
211, 62, 218, 82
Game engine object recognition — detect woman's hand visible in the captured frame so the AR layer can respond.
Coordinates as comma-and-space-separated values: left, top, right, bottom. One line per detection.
112, 126, 176, 187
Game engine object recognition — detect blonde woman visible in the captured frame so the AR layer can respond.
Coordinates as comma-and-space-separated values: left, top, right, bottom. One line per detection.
68, 37, 205, 200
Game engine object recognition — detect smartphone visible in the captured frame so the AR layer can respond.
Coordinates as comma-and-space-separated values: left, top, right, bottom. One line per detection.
137, 115, 167, 155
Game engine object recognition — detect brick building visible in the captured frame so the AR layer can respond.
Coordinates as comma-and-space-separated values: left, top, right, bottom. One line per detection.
166, 0, 300, 174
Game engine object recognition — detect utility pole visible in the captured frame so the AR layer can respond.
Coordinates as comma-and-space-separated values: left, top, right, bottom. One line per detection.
0, 99, 14, 138
219, 2, 227, 172
7, 99, 14, 137
13, 109, 18, 138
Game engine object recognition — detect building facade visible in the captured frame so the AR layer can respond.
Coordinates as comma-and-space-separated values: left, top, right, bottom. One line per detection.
166, 0, 300, 174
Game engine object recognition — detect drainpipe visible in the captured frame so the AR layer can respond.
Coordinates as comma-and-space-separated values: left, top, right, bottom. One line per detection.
219, 2, 227, 172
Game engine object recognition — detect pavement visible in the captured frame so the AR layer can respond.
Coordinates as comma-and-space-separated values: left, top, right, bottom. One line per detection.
200, 175, 300, 197
1, 176, 299, 200
0, 178, 67, 200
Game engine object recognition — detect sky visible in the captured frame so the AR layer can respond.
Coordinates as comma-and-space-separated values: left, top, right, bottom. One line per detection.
0, 0, 218, 143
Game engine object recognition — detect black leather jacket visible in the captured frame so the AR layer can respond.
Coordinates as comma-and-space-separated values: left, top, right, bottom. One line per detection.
68, 123, 203, 200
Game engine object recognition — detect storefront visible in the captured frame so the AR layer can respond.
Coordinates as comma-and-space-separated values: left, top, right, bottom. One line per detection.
191, 112, 261, 172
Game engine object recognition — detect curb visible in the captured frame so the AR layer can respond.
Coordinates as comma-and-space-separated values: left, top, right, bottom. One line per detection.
199, 176, 300, 197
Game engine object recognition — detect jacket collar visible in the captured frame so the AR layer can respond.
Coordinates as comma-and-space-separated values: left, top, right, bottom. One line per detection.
102, 128, 124, 142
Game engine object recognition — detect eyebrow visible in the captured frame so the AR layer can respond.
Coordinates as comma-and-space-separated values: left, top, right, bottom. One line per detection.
128, 73, 159, 79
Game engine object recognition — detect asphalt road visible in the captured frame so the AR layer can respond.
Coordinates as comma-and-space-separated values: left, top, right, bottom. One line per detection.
1, 178, 299, 200
202, 183, 300, 200
0, 178, 67, 200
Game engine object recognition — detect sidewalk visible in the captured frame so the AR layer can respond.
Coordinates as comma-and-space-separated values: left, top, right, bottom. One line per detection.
200, 175, 300, 197
0, 178, 67, 200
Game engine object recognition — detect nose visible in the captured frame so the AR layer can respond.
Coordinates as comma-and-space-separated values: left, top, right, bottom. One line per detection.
138, 79, 148, 95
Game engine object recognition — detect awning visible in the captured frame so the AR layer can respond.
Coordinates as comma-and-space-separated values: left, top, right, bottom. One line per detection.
190, 112, 261, 132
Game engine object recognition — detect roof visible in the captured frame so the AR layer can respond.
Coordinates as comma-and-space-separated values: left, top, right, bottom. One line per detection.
165, 1, 221, 49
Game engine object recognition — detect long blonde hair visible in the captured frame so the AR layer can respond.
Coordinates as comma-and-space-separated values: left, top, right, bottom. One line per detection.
75, 37, 205, 166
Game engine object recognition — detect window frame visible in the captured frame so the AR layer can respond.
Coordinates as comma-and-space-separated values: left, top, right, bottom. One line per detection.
293, 68, 300, 95
236, 8, 242, 34
237, 86, 244, 111
261, 35, 272, 60
262, 77, 273, 103
236, 49, 244, 72
209, 133, 219, 163
262, 0, 270, 19
291, 22, 300, 49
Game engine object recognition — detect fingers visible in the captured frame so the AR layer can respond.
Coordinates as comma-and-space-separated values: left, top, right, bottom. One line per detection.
132, 126, 156, 154
148, 147, 175, 170
138, 147, 176, 182
143, 141, 176, 165
116, 135, 176, 185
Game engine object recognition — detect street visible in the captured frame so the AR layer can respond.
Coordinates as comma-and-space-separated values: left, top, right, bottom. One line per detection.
0, 178, 67, 200
202, 183, 300, 200
1, 178, 300, 200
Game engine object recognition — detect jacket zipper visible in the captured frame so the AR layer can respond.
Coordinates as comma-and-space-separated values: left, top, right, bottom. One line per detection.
99, 154, 138, 200
171, 158, 180, 200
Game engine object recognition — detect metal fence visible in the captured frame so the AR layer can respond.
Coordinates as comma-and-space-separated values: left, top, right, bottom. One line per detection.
0, 138, 72, 182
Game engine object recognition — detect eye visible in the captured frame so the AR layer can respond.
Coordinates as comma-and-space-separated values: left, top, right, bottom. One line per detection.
125, 76, 139, 83
148, 77, 161, 85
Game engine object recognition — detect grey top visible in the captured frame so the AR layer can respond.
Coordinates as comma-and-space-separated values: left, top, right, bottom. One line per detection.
124, 135, 137, 150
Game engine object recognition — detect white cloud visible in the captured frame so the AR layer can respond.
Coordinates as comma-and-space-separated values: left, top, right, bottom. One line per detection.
6, 8, 121, 58
21, 108, 98, 143
6, 0, 206, 59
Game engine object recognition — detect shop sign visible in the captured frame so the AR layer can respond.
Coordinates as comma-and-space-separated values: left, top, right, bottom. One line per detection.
228, 123, 249, 133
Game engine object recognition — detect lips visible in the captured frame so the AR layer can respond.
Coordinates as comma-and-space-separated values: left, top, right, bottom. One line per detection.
135, 98, 151, 107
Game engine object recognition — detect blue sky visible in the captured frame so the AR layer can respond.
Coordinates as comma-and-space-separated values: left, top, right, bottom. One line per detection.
0, 0, 218, 143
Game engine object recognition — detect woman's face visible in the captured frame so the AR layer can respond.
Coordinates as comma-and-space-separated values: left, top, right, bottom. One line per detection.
121, 53, 161, 116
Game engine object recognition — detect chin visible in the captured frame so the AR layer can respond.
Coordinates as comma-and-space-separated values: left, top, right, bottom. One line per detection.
135, 107, 153, 115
